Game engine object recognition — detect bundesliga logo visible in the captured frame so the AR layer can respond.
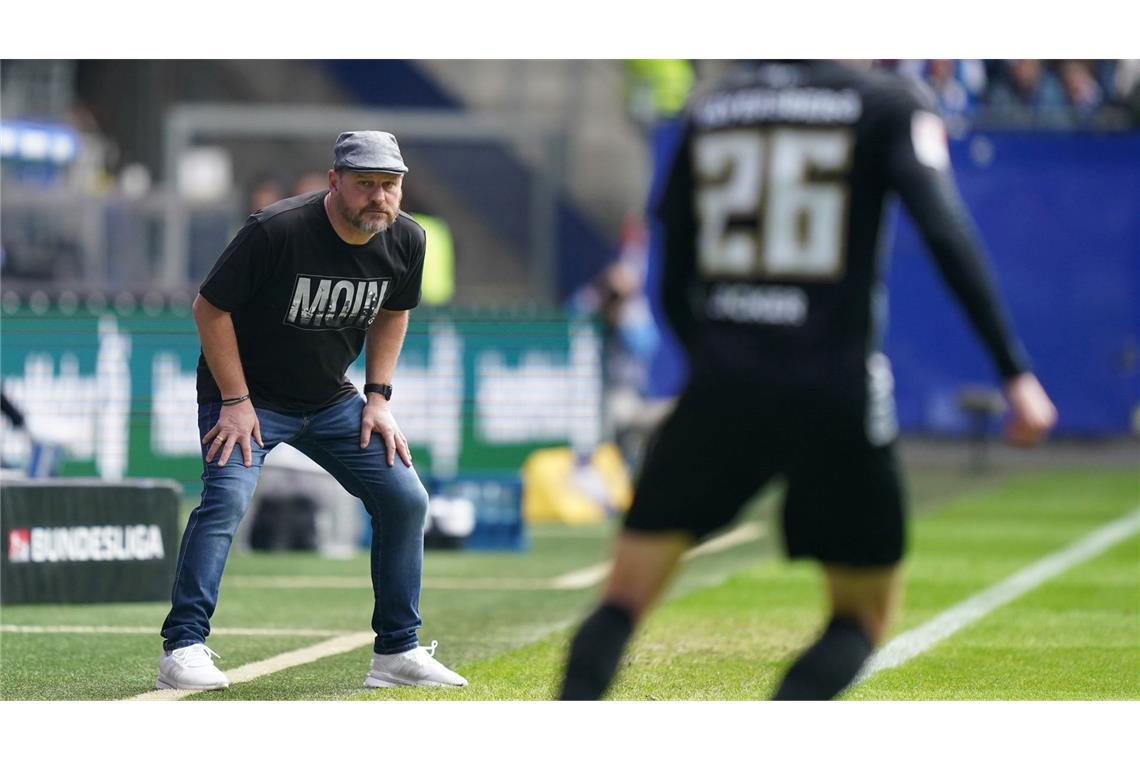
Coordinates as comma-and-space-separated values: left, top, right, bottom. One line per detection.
8, 529, 31, 563
5, 525, 164, 563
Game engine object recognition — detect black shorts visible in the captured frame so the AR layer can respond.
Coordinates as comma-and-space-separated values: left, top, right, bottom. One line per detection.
623, 383, 907, 567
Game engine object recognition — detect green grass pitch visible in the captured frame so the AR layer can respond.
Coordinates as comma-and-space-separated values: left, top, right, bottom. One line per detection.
0, 463, 1136, 701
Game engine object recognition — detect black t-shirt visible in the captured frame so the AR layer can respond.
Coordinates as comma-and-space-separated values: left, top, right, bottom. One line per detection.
196, 190, 425, 413
658, 61, 1029, 399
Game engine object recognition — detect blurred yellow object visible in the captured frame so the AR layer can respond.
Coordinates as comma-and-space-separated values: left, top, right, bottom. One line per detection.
413, 213, 455, 306
625, 59, 694, 117
522, 443, 633, 525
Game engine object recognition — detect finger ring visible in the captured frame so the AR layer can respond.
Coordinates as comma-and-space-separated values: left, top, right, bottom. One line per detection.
217, 435, 227, 443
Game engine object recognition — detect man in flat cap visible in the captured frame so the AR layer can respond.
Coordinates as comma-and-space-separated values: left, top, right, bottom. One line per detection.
156, 131, 467, 691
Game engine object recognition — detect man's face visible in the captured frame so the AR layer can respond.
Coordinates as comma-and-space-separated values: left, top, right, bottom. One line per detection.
329, 170, 403, 235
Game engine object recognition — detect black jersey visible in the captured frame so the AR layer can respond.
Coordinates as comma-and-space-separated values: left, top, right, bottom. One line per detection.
657, 61, 1029, 400
196, 191, 425, 413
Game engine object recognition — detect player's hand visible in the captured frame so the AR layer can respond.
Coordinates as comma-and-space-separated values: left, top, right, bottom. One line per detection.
202, 400, 263, 467
1002, 373, 1057, 447
360, 397, 412, 467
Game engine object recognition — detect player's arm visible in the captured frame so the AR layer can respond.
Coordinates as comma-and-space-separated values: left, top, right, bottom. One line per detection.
656, 129, 699, 351
886, 96, 1056, 444
361, 308, 412, 466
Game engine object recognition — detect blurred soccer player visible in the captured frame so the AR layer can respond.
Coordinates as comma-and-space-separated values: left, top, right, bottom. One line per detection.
559, 60, 1057, 700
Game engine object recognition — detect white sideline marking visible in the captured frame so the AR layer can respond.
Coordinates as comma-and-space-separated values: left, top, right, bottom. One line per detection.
227, 576, 552, 590
854, 507, 1140, 687
687, 521, 766, 559
550, 521, 767, 590
127, 632, 375, 701
547, 562, 612, 590
0, 625, 353, 637
226, 522, 767, 592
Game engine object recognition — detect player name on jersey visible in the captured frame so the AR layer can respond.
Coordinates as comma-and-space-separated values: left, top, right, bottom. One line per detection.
284, 275, 389, 330
694, 87, 862, 128
705, 283, 808, 326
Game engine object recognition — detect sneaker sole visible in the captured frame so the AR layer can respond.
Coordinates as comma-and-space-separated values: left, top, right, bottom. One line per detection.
155, 676, 229, 691
363, 674, 463, 689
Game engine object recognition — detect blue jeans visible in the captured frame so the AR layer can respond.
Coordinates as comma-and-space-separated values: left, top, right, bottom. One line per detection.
161, 394, 429, 655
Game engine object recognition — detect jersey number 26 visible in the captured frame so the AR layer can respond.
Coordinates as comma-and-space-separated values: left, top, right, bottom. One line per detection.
695, 128, 853, 281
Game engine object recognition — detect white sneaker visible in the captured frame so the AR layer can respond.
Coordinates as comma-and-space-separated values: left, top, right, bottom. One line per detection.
364, 640, 467, 688
156, 643, 230, 691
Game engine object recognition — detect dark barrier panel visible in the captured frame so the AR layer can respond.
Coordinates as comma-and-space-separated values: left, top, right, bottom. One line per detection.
1, 479, 180, 604
645, 123, 1140, 436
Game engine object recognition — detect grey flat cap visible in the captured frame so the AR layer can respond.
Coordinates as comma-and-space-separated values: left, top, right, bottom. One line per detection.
333, 131, 408, 174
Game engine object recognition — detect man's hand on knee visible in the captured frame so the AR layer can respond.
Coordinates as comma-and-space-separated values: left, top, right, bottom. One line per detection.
202, 401, 262, 467
360, 397, 412, 467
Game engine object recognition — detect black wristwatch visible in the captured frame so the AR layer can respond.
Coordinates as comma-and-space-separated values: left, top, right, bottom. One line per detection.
363, 383, 393, 401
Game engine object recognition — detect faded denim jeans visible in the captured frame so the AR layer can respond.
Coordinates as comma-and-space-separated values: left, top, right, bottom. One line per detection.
161, 394, 428, 655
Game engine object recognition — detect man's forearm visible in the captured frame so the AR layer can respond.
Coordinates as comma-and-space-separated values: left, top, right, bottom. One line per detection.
193, 295, 250, 398
365, 308, 410, 385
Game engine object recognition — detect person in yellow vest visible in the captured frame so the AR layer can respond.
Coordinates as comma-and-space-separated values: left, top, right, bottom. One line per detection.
410, 212, 454, 305
625, 59, 695, 125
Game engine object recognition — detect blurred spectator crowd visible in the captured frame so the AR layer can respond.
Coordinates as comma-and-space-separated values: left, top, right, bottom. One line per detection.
882, 59, 1140, 132
627, 60, 1140, 132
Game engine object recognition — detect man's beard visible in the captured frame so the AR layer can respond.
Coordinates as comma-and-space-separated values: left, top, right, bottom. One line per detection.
339, 200, 395, 235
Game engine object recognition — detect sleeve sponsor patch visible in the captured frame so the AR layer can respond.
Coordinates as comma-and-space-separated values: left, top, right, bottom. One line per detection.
911, 110, 950, 170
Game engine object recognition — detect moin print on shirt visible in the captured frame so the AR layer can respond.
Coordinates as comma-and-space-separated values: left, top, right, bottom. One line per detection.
284, 274, 390, 331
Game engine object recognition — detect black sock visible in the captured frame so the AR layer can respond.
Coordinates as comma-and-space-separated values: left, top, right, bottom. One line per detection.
558, 602, 635, 700
772, 615, 873, 700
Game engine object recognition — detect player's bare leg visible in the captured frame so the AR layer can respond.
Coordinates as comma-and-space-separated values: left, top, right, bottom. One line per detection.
772, 562, 903, 699
558, 530, 691, 699
823, 563, 904, 644
602, 530, 692, 619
